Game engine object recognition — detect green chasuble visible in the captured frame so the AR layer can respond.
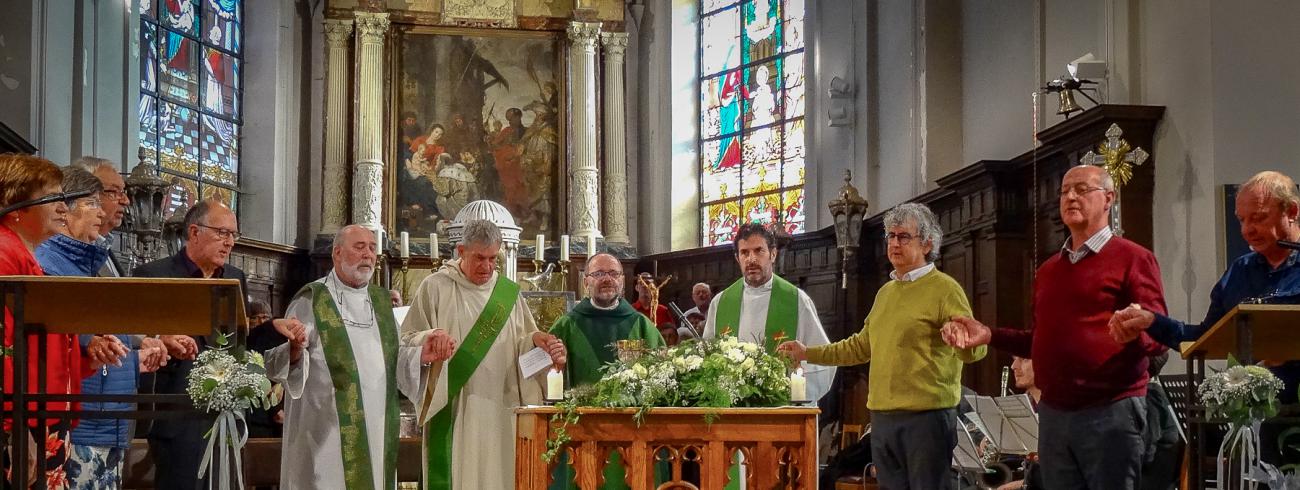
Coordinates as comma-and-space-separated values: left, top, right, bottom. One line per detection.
713, 274, 800, 352
546, 298, 664, 490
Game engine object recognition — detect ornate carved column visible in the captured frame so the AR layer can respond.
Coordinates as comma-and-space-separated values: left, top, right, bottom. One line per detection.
567, 21, 602, 239
351, 11, 390, 231
600, 31, 630, 244
320, 19, 353, 235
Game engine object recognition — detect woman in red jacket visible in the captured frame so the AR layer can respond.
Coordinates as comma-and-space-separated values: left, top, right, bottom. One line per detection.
0, 153, 98, 489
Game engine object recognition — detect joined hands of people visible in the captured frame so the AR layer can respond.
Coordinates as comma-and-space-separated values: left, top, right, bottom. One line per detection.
421, 329, 456, 365
139, 336, 170, 372
160, 334, 200, 360
776, 340, 808, 363
85, 335, 130, 368
532, 332, 567, 369
273, 317, 309, 363
939, 316, 992, 349
1107, 304, 1154, 344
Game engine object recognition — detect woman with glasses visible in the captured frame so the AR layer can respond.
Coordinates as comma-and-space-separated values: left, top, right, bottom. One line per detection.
0, 153, 101, 489
33, 166, 168, 489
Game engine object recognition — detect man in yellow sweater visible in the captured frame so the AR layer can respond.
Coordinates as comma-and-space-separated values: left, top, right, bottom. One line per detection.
779, 202, 986, 490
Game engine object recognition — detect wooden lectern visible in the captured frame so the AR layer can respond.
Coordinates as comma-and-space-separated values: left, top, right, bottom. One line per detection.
516, 406, 820, 489
1179, 304, 1300, 490
1, 276, 245, 489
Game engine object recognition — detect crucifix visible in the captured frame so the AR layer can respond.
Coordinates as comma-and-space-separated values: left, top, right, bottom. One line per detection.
1080, 123, 1149, 236
636, 273, 672, 323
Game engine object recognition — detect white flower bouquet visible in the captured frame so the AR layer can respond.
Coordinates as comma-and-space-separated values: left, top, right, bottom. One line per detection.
185, 333, 279, 489
1197, 355, 1284, 490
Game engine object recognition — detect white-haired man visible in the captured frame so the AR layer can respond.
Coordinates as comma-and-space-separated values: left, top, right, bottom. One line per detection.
265, 224, 442, 490
401, 219, 567, 489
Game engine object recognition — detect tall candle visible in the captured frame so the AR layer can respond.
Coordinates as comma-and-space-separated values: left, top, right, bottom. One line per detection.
587, 235, 597, 256
546, 368, 564, 400
790, 367, 807, 402
399, 232, 410, 258
377, 229, 385, 255
429, 233, 439, 259
536, 234, 545, 260
559, 235, 570, 262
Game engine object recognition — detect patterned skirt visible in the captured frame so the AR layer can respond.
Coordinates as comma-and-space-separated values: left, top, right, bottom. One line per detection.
4, 421, 73, 489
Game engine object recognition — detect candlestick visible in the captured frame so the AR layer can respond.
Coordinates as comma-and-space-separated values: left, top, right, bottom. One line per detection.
429, 233, 440, 259
790, 367, 807, 403
399, 232, 410, 259
546, 368, 564, 401
559, 235, 570, 262
536, 234, 545, 260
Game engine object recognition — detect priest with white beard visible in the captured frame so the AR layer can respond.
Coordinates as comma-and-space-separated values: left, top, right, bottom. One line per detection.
265, 224, 444, 490
400, 219, 567, 490
702, 223, 835, 402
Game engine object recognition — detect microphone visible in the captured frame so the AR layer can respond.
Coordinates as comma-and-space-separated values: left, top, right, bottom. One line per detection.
1280, 240, 1300, 251
1000, 366, 1010, 397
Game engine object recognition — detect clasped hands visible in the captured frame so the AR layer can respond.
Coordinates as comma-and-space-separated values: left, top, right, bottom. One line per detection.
85, 335, 170, 373
934, 305, 1157, 348
416, 330, 567, 369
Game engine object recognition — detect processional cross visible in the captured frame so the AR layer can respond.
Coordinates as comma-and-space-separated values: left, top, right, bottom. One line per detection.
1080, 123, 1149, 236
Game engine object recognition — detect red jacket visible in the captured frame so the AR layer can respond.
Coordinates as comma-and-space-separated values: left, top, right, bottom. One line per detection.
632, 300, 674, 327
1, 225, 91, 429
990, 236, 1168, 410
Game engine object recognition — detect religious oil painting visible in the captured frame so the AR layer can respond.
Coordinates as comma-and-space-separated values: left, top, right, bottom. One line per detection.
391, 28, 564, 239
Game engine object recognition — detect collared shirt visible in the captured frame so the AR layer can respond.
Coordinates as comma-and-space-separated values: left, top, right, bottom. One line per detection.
1061, 226, 1114, 264
178, 247, 226, 279
889, 262, 935, 282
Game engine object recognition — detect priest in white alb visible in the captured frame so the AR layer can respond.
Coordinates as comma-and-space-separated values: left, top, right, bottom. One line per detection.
265, 224, 443, 490
702, 223, 836, 401
400, 219, 568, 490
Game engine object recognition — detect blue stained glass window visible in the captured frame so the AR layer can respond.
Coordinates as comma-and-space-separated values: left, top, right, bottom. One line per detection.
698, 0, 805, 246
139, 0, 242, 211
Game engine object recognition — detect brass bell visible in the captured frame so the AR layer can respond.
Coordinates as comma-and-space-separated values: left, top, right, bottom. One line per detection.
1056, 89, 1083, 116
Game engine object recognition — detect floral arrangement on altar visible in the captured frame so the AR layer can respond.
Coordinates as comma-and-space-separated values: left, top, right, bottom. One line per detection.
1197, 355, 1285, 490
186, 333, 279, 489
543, 337, 793, 462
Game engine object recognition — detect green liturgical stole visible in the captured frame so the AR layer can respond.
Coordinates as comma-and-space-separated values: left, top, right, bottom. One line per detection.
425, 275, 520, 490
714, 274, 799, 352
303, 282, 400, 490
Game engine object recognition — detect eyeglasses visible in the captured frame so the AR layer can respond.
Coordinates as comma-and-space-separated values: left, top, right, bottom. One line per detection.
885, 232, 915, 245
197, 223, 242, 241
586, 270, 624, 279
0, 189, 96, 217
101, 188, 128, 202
1059, 184, 1106, 198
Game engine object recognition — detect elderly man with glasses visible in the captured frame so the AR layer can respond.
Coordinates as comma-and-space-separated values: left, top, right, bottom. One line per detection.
780, 202, 986, 490
545, 252, 664, 489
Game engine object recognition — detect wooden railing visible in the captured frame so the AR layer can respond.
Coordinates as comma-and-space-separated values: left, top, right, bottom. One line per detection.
516, 407, 820, 489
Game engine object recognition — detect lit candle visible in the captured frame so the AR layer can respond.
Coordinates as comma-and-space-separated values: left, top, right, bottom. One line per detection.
429, 233, 439, 259
546, 368, 564, 401
536, 234, 545, 260
587, 235, 597, 256
399, 232, 410, 258
790, 367, 807, 403
559, 235, 570, 262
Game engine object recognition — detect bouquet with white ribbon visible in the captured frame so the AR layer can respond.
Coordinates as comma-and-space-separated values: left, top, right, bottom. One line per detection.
186, 333, 279, 490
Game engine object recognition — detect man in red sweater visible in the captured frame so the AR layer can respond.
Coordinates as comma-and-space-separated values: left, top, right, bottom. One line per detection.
941, 165, 1168, 490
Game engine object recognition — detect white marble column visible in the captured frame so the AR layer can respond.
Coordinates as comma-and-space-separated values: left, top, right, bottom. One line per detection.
600, 31, 630, 244
320, 19, 353, 235
351, 11, 390, 231
567, 21, 602, 239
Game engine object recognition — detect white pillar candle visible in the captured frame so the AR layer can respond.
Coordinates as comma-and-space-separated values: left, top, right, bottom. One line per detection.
790, 367, 807, 402
429, 233, 439, 259
399, 231, 410, 258
536, 234, 546, 259
376, 229, 385, 255
587, 235, 597, 256
546, 368, 564, 400
559, 235, 570, 262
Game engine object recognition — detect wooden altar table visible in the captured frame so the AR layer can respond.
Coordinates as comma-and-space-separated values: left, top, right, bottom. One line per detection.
516, 406, 820, 489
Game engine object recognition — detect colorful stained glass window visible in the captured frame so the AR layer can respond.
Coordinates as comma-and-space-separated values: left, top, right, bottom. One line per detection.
699, 0, 804, 246
140, 0, 242, 212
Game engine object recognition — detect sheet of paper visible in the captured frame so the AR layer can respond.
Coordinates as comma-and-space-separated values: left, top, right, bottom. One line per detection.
392, 306, 410, 327
951, 417, 987, 471
965, 394, 1039, 455
518, 346, 554, 379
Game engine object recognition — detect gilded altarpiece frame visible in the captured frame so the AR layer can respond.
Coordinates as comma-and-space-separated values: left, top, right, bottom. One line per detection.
386, 26, 568, 240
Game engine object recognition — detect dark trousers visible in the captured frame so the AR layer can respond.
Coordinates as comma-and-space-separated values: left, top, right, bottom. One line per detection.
1039, 396, 1146, 490
149, 435, 209, 490
870, 408, 958, 490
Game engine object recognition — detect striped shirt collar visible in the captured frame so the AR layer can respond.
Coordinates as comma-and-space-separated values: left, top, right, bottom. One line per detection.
1062, 226, 1114, 264
890, 262, 935, 282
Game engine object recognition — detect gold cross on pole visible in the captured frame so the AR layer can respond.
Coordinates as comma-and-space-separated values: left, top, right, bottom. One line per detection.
1080, 123, 1149, 236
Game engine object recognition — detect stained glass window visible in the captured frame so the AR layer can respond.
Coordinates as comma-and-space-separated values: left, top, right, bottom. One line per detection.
139, 0, 242, 213
699, 0, 805, 246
